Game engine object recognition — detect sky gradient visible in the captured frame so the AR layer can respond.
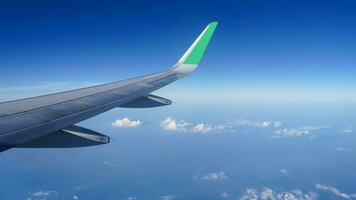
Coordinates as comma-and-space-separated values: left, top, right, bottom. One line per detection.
1, 0, 356, 102
1, 1, 356, 200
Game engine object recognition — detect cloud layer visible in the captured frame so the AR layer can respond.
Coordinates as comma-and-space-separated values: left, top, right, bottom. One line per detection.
160, 195, 176, 200
275, 125, 330, 137
238, 188, 318, 200
316, 184, 356, 199
109, 116, 332, 138
236, 119, 282, 128
161, 117, 330, 138
28, 190, 60, 200
342, 127, 353, 133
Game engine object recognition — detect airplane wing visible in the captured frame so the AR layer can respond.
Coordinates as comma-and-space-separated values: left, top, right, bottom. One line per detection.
0, 22, 218, 152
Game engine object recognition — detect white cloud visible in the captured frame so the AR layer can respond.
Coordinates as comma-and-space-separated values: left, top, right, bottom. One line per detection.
112, 118, 141, 128
336, 147, 347, 151
316, 184, 356, 199
236, 119, 283, 128
260, 121, 272, 127
236, 119, 273, 128
274, 121, 283, 127
342, 127, 353, 133
239, 188, 259, 200
161, 118, 229, 134
221, 192, 231, 198
103, 160, 116, 167
192, 123, 213, 133
127, 197, 137, 200
160, 195, 175, 200
29, 190, 81, 200
260, 188, 275, 200
160, 117, 332, 138
275, 125, 329, 137
202, 171, 229, 181
280, 169, 288, 175
161, 118, 189, 132
30, 190, 59, 200
238, 188, 318, 200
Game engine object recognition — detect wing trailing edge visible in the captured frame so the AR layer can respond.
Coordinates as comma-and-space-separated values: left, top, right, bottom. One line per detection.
120, 94, 171, 108
18, 125, 110, 148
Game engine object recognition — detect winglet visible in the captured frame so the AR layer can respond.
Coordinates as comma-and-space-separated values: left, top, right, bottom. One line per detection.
172, 22, 218, 75
178, 22, 218, 65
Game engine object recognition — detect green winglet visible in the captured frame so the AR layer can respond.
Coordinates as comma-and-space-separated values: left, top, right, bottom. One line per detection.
181, 22, 218, 65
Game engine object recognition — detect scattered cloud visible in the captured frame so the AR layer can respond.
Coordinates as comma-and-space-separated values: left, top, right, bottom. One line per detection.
275, 125, 330, 137
236, 119, 273, 128
238, 188, 318, 200
103, 160, 116, 167
127, 197, 137, 200
274, 121, 283, 127
342, 127, 353, 133
202, 171, 229, 181
161, 117, 332, 139
235, 118, 283, 128
161, 118, 229, 133
112, 118, 142, 128
161, 118, 189, 132
29, 190, 59, 200
316, 184, 356, 199
235, 118, 330, 138
221, 192, 231, 198
192, 123, 213, 133
280, 169, 288, 175
160, 195, 175, 200
336, 147, 347, 151
29, 190, 81, 200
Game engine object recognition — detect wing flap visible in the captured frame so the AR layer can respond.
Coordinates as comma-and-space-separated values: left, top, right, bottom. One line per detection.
17, 125, 110, 148
120, 94, 171, 108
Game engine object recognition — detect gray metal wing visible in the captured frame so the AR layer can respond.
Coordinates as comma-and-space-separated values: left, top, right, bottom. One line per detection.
0, 22, 218, 150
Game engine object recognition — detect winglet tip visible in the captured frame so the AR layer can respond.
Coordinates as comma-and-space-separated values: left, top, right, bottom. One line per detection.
177, 21, 218, 65
172, 21, 218, 75
207, 21, 218, 31
209, 21, 218, 26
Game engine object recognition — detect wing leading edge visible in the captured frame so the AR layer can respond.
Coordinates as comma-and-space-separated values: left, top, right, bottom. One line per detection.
0, 22, 218, 151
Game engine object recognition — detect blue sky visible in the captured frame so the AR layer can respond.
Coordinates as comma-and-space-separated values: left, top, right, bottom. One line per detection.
1, 1, 356, 200
1, 0, 356, 102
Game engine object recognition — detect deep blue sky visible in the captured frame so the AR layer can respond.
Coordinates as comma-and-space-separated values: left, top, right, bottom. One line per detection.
1, 0, 356, 102
2, 2, 356, 200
